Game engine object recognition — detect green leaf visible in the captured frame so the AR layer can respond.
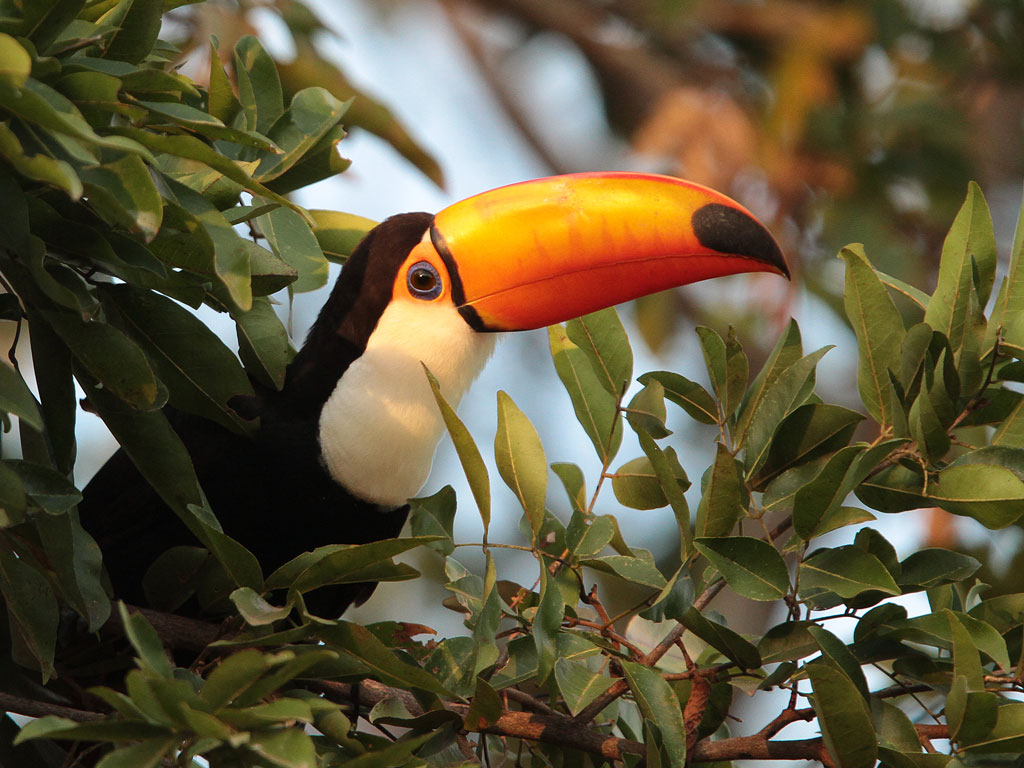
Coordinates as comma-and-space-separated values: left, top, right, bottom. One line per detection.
799, 546, 900, 600
464, 676, 503, 730
0, 361, 42, 431
565, 308, 632, 396
268, 536, 436, 593
99, 0, 162, 63
255, 88, 349, 183
756, 403, 864, 483
898, 548, 980, 590
310, 209, 376, 263
229, 587, 292, 626
0, 33, 30, 88
678, 607, 761, 668
969, 593, 1024, 634
409, 486, 456, 556
925, 182, 997, 354
207, 38, 240, 124
693, 536, 789, 601
805, 662, 877, 768
552, 462, 586, 514
100, 285, 255, 434
620, 660, 687, 765
734, 319, 804, 446
494, 391, 547, 541
318, 621, 455, 697
548, 324, 622, 463
695, 442, 748, 538
425, 368, 490, 536
0, 462, 27, 527
582, 550, 667, 589
959, 702, 1024, 755
14, 0, 86, 51
138, 100, 277, 150
625, 379, 670, 438
118, 602, 172, 678
639, 370, 717, 424
248, 727, 316, 768
554, 657, 615, 716
927, 461, 1024, 528
0, 551, 57, 678
744, 346, 832, 475
95, 738, 176, 768
807, 625, 868, 699
264, 124, 352, 195
612, 455, 671, 510
32, 504, 108, 631
79, 156, 162, 241
884, 611, 1011, 669
0, 121, 81, 198
256, 199, 329, 293
875, 268, 931, 311
840, 244, 904, 426
792, 445, 865, 540
637, 431, 692, 556
988, 185, 1024, 354
234, 35, 284, 134
234, 296, 294, 391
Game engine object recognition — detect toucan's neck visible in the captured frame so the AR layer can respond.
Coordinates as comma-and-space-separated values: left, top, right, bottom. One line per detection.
317, 299, 498, 507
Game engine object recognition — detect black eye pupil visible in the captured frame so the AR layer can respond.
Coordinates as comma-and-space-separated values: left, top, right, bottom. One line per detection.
412, 269, 434, 290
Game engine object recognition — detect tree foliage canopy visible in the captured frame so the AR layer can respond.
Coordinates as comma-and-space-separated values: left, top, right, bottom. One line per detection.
1, 1, 1024, 767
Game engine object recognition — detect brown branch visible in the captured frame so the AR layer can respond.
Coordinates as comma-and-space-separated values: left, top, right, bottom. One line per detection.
0, 692, 104, 723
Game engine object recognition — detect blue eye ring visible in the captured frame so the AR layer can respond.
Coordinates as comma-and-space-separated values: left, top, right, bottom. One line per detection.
407, 261, 443, 300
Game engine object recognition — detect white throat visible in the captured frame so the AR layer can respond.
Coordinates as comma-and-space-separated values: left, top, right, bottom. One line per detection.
318, 300, 498, 507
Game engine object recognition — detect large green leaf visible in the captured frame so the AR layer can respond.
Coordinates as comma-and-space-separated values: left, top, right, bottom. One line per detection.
0, 360, 42, 431
565, 308, 632, 396
255, 199, 329, 293
98, 0, 162, 63
734, 318, 803, 446
310, 209, 376, 263
799, 546, 900, 600
621, 660, 687, 765
756, 403, 863, 484
924, 182, 997, 354
494, 391, 547, 541
840, 244, 904, 426
639, 370, 717, 424
233, 297, 294, 391
0, 550, 58, 679
805, 662, 877, 768
255, 88, 349, 182
695, 442, 747, 537
549, 324, 622, 463
694, 536, 789, 601
233, 35, 284, 135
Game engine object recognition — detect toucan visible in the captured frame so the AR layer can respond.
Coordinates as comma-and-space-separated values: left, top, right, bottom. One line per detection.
78, 172, 788, 618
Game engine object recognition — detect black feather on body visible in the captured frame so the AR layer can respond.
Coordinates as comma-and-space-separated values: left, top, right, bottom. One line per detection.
79, 213, 434, 618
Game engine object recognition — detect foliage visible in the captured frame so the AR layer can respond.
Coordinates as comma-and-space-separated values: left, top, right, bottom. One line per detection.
2, 1, 1024, 767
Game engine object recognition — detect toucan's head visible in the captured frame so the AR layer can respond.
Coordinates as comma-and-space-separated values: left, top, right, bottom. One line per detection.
297, 172, 788, 507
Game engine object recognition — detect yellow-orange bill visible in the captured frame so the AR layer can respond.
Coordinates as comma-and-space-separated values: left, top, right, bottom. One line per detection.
429, 172, 788, 331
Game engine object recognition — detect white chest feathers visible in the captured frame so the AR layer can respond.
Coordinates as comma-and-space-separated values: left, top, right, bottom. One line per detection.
318, 300, 497, 507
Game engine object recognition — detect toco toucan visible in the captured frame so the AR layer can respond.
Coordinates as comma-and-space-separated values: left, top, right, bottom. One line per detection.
79, 172, 788, 618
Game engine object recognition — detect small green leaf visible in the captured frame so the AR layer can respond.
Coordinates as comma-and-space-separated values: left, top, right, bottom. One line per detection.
792, 445, 865, 540
807, 626, 868, 699
693, 536, 789, 601
898, 549, 980, 590
927, 461, 1024, 529
612, 455, 670, 510
95, 738, 176, 768
234, 296, 295, 391
256, 199, 329, 293
494, 391, 547, 541
679, 607, 761, 669
637, 431, 692, 555
625, 379, 670, 438
118, 602, 172, 678
408, 486, 456, 556
925, 182, 997, 354
549, 324, 622, 463
988, 186, 1024, 354
639, 370, 717, 424
734, 319, 804, 446
99, 0, 162, 64
757, 403, 864, 484
744, 346, 832, 475
582, 550, 667, 589
255, 88, 349, 183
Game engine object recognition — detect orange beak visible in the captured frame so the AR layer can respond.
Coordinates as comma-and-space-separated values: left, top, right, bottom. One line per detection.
425, 172, 788, 331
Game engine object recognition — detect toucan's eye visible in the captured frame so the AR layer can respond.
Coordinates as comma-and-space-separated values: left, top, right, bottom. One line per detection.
407, 261, 442, 300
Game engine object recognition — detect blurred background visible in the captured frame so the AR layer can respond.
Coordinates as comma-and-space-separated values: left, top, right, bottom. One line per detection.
71, 0, 1024, 713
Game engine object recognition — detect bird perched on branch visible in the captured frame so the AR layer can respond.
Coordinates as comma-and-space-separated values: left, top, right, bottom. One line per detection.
79, 172, 788, 618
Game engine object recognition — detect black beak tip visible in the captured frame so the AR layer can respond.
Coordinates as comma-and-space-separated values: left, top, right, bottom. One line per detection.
692, 203, 790, 280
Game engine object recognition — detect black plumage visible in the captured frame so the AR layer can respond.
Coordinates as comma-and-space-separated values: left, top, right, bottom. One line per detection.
79, 213, 435, 618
